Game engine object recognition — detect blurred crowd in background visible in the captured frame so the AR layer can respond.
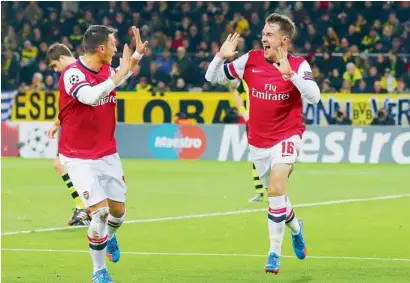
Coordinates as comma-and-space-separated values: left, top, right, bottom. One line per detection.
2, 1, 410, 95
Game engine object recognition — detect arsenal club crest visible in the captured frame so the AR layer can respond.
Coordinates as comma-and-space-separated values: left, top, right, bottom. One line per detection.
83, 191, 89, 200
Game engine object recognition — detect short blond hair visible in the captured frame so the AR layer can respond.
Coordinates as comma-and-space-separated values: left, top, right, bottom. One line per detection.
265, 13, 296, 39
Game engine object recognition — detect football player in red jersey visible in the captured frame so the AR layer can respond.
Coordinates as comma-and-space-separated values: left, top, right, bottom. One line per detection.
48, 26, 147, 282
206, 13, 320, 274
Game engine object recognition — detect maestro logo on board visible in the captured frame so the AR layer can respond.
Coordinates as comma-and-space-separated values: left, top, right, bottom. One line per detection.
149, 124, 207, 160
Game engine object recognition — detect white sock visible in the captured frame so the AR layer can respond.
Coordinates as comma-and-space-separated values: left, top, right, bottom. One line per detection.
88, 207, 109, 273
107, 212, 126, 240
268, 195, 286, 256
285, 197, 301, 235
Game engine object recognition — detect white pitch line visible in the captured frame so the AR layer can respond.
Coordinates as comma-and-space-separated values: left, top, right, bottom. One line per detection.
2, 194, 410, 236
2, 248, 410, 262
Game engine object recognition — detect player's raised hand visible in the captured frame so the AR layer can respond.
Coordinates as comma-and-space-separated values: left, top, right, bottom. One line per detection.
132, 26, 149, 55
118, 44, 131, 76
217, 33, 240, 60
272, 47, 293, 77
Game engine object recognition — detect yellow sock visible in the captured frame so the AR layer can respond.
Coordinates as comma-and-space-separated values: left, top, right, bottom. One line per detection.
62, 173, 86, 209
252, 163, 265, 195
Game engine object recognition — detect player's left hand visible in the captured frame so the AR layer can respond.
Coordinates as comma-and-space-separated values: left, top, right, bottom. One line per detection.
132, 26, 149, 55
272, 47, 293, 78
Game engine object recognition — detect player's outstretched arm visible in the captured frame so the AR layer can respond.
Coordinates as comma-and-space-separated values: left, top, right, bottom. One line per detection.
273, 47, 320, 104
205, 33, 247, 84
65, 44, 131, 105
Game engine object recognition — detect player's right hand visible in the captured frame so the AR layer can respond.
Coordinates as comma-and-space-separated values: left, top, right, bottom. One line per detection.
118, 44, 131, 77
47, 125, 59, 139
217, 33, 240, 60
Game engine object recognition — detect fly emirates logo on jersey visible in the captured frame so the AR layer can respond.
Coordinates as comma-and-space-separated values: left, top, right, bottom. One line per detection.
251, 84, 290, 101
92, 95, 116, 107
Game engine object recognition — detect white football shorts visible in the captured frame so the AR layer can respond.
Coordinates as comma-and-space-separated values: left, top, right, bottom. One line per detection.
59, 153, 127, 207
249, 134, 302, 188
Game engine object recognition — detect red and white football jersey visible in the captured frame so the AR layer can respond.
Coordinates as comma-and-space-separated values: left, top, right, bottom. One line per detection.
58, 58, 117, 159
224, 50, 314, 148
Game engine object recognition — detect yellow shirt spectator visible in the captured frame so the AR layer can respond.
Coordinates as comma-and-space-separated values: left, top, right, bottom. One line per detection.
343, 62, 362, 86
136, 77, 153, 95
380, 70, 398, 93
21, 41, 38, 63
231, 13, 249, 34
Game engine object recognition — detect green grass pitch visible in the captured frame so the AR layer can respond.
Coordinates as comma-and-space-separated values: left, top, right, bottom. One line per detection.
2, 158, 410, 282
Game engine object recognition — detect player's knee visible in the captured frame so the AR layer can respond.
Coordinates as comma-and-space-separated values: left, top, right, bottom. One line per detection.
268, 182, 285, 196
93, 207, 110, 222
268, 172, 288, 196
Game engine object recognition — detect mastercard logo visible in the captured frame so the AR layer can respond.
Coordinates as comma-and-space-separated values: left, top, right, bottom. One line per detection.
149, 124, 207, 160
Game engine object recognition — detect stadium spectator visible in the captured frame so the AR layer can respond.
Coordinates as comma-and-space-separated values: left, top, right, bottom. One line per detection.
171, 78, 188, 92
3, 26, 17, 49
20, 40, 38, 84
365, 66, 381, 87
380, 68, 398, 93
321, 79, 337, 93
155, 49, 174, 74
274, 1, 290, 16
330, 110, 353, 125
389, 53, 407, 77
44, 75, 56, 90
352, 80, 371, 93
394, 80, 410, 94
20, 72, 44, 92
69, 26, 83, 48
154, 81, 169, 96
19, 23, 31, 45
1, 49, 20, 90
38, 61, 52, 80
339, 80, 352, 94
312, 65, 325, 86
1, 1, 409, 94
176, 47, 195, 85
330, 68, 344, 91
400, 69, 410, 87
346, 24, 361, 46
371, 108, 395, 126
373, 81, 388, 94
231, 12, 249, 34
149, 61, 170, 87
343, 62, 363, 87
23, 1, 43, 22
361, 28, 380, 52
293, 2, 308, 22
135, 77, 154, 96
